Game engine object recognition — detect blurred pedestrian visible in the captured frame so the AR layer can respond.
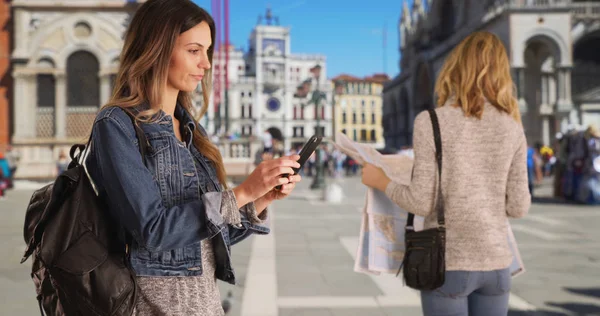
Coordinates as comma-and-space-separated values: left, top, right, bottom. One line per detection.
262, 129, 273, 153
0, 165, 6, 200
56, 150, 70, 176
576, 124, 600, 204
5, 145, 18, 176
527, 144, 543, 195
361, 31, 530, 316
0, 152, 12, 191
332, 148, 346, 178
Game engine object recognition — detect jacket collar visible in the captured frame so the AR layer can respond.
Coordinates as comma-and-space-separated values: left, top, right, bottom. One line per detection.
174, 103, 197, 134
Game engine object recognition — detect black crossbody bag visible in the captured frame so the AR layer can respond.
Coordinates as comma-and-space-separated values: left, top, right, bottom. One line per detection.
399, 109, 446, 291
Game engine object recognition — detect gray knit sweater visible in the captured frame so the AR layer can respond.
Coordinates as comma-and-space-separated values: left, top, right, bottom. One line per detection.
385, 103, 531, 271
132, 191, 266, 316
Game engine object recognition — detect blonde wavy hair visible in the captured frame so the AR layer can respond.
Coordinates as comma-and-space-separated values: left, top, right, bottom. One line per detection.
435, 31, 521, 122
101, 0, 227, 186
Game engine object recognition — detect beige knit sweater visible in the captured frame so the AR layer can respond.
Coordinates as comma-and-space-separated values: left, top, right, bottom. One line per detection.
385, 103, 531, 271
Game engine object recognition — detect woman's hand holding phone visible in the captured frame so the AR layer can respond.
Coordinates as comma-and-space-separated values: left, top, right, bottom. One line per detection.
275, 135, 323, 190
233, 155, 301, 208
265, 172, 302, 201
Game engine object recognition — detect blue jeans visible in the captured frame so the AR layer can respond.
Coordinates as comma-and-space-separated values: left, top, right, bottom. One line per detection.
420, 268, 511, 316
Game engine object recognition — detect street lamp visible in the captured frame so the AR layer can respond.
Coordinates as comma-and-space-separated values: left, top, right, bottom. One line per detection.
310, 65, 326, 190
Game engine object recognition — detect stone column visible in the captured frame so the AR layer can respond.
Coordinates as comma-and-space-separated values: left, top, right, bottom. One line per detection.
100, 73, 112, 106
55, 72, 67, 138
514, 67, 527, 113
556, 67, 573, 113
12, 9, 30, 58
549, 73, 557, 105
565, 68, 572, 103
255, 62, 263, 137
28, 74, 38, 138
542, 116, 550, 146
541, 74, 548, 106
12, 72, 35, 139
556, 69, 565, 104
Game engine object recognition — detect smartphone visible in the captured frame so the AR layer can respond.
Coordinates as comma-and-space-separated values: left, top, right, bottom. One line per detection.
275, 135, 323, 190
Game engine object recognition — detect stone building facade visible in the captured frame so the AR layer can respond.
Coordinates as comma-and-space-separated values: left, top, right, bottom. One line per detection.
0, 0, 13, 151
207, 10, 332, 151
331, 74, 388, 149
384, 0, 600, 150
9, 0, 144, 178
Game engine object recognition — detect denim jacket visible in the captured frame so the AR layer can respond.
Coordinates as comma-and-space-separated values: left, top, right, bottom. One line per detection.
85, 105, 269, 284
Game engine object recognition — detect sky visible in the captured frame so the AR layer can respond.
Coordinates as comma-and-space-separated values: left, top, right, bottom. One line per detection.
193, 0, 414, 80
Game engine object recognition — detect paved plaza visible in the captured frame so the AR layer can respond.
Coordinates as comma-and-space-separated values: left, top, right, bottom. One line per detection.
1, 176, 599, 315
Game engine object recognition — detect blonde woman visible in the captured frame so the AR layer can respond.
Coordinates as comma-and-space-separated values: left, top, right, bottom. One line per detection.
362, 31, 531, 315
85, 0, 301, 314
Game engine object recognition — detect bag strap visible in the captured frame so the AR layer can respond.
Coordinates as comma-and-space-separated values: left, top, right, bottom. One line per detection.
21, 108, 149, 264
406, 109, 444, 230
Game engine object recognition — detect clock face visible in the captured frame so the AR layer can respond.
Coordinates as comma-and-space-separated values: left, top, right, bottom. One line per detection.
262, 39, 285, 55
265, 44, 280, 56
267, 97, 281, 112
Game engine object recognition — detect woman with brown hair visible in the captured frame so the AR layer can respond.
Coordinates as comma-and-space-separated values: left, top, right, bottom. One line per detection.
362, 31, 531, 315
85, 0, 301, 314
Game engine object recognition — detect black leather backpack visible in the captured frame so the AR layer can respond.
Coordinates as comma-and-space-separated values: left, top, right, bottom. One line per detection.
21, 109, 148, 315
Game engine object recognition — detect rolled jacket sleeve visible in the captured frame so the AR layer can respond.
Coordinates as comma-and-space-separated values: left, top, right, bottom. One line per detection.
242, 201, 269, 225
214, 190, 241, 225
208, 189, 269, 246
209, 190, 268, 226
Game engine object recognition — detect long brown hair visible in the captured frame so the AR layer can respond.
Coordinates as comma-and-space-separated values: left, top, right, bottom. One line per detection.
435, 31, 521, 123
103, 0, 227, 185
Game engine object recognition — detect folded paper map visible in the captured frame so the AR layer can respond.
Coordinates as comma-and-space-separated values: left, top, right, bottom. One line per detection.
333, 131, 525, 277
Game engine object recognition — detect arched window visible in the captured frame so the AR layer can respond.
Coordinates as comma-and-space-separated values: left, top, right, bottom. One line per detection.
67, 51, 99, 107
36, 57, 56, 137
36, 74, 56, 137
37, 74, 55, 108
